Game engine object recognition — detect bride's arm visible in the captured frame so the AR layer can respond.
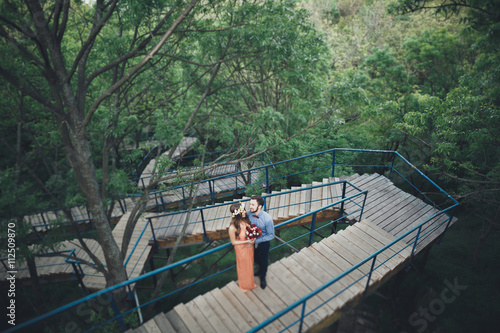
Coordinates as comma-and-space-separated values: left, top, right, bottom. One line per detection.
228, 225, 254, 245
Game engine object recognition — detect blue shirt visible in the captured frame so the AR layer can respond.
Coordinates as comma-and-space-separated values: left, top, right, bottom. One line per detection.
247, 210, 275, 244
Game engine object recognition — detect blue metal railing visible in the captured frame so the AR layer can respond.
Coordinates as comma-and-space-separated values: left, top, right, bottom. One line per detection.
7, 148, 459, 332
248, 204, 459, 332
6, 186, 365, 333
78, 179, 360, 285
25, 149, 457, 232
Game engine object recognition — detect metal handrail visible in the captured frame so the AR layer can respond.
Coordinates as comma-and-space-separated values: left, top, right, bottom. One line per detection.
6, 149, 459, 333
248, 203, 459, 332
5, 185, 365, 333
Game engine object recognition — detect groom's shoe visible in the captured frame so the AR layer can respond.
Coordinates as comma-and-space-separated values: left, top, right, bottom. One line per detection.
260, 277, 267, 289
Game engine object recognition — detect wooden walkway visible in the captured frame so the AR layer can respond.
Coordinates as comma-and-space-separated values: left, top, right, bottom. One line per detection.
1, 213, 156, 292
139, 137, 198, 189
150, 178, 344, 247
81, 212, 156, 291
124, 173, 457, 333
3, 172, 456, 303
127, 220, 413, 333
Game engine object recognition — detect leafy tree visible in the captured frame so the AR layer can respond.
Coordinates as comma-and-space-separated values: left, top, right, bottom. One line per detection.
0, 0, 333, 312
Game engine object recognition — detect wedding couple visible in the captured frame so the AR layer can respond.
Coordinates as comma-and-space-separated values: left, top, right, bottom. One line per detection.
228, 195, 275, 291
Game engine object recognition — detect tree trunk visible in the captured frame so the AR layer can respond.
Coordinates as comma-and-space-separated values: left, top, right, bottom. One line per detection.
63, 124, 128, 293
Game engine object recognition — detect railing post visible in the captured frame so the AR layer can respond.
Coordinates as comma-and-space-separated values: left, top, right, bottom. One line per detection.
148, 218, 159, 251
106, 291, 127, 332
331, 149, 336, 178
308, 212, 317, 246
208, 180, 215, 204
298, 301, 307, 333
182, 186, 187, 206
406, 225, 422, 271
200, 209, 209, 243
362, 255, 377, 303
70, 251, 89, 295
388, 152, 397, 180
340, 181, 346, 221
438, 206, 456, 245
265, 166, 270, 193
160, 194, 166, 212
358, 191, 368, 222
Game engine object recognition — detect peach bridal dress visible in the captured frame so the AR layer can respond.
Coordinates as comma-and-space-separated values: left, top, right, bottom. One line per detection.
234, 222, 257, 292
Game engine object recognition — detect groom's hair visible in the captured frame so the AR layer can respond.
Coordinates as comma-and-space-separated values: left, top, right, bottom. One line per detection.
251, 195, 265, 208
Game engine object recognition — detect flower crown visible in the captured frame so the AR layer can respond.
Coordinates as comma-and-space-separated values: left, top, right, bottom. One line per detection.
231, 202, 245, 217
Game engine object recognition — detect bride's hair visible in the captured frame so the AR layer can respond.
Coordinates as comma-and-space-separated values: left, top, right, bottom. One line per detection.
230, 202, 249, 238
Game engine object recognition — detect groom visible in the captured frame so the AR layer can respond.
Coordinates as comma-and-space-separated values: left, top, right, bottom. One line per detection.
248, 195, 275, 289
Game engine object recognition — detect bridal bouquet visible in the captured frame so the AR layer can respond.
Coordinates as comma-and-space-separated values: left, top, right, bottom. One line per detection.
245, 224, 262, 240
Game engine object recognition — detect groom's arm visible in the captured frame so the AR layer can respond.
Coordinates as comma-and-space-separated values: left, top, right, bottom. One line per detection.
256, 212, 275, 244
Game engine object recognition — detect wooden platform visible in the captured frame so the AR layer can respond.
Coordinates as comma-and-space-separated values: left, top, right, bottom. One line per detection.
126, 220, 413, 333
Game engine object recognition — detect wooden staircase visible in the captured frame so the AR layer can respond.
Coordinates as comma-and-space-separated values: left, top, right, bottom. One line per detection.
125, 220, 412, 333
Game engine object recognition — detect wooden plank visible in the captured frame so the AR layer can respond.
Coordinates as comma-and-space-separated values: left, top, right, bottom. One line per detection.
322, 179, 332, 206
291, 251, 356, 302
220, 283, 260, 328
250, 281, 303, 332
185, 210, 201, 235
304, 184, 312, 214
210, 288, 251, 332
191, 294, 232, 333
342, 227, 400, 271
323, 233, 385, 282
311, 181, 323, 212
311, 240, 372, 286
278, 191, 290, 220
270, 261, 329, 326
288, 187, 300, 217
203, 290, 242, 333
269, 191, 280, 221
264, 268, 312, 331
356, 221, 411, 259
226, 282, 285, 333
141, 317, 162, 333
195, 206, 217, 235
164, 309, 190, 333
216, 202, 233, 231
173, 303, 205, 333
299, 184, 308, 215
306, 244, 366, 294
281, 256, 344, 311
152, 313, 175, 332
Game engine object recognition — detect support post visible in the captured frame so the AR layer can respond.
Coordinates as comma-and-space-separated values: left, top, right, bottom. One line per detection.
308, 212, 317, 246
406, 225, 422, 271
265, 166, 270, 193
388, 152, 396, 180
362, 255, 377, 303
331, 149, 336, 178
200, 209, 209, 243
106, 291, 127, 332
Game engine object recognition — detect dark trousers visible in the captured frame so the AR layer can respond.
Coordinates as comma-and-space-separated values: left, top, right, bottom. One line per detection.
254, 241, 270, 279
